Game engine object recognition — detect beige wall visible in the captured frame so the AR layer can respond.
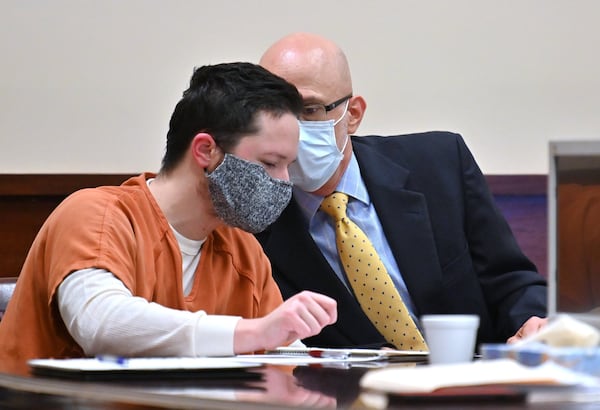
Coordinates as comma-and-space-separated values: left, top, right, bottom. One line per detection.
1, 0, 599, 174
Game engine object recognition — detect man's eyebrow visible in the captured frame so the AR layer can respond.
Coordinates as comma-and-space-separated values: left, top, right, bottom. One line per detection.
265, 151, 295, 161
302, 98, 322, 105
300, 94, 323, 104
268, 152, 291, 159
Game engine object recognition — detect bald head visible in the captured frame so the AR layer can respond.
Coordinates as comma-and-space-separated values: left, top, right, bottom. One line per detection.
260, 32, 353, 102
260, 32, 367, 196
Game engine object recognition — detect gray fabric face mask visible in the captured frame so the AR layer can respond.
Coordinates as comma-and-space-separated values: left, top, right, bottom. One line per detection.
207, 153, 292, 233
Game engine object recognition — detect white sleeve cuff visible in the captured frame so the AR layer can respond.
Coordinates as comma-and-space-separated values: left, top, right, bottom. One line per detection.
194, 315, 241, 356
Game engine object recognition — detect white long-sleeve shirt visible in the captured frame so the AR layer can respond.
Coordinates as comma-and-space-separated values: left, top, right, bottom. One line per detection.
57, 228, 240, 357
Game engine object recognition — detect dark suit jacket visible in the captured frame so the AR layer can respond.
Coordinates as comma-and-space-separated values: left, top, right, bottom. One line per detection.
256, 131, 547, 348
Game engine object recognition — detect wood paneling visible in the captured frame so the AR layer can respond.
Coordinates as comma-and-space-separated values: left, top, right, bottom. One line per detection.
485, 174, 547, 195
0, 174, 132, 278
486, 175, 548, 276
0, 174, 548, 278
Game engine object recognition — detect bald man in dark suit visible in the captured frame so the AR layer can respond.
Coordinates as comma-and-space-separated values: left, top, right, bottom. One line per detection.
256, 32, 547, 349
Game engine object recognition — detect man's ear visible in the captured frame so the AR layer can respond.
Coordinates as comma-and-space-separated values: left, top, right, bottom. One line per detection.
191, 133, 219, 170
346, 95, 367, 135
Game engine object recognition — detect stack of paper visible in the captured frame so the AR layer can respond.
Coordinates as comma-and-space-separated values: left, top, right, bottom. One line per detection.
28, 357, 263, 380
360, 358, 589, 394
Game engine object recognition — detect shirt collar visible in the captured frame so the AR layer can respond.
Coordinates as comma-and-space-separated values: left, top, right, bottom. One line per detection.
294, 152, 370, 222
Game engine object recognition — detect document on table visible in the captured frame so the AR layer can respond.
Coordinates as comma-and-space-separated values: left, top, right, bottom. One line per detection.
28, 357, 263, 380
261, 346, 428, 363
359, 358, 597, 395
234, 352, 379, 366
27, 348, 394, 378
28, 347, 427, 379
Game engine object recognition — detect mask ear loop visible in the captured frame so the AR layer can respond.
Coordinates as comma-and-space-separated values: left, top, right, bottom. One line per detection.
338, 134, 349, 154
205, 145, 227, 176
333, 99, 350, 154
333, 99, 351, 126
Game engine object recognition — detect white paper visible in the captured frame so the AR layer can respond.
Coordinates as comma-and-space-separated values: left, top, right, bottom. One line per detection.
360, 359, 592, 394
28, 356, 261, 372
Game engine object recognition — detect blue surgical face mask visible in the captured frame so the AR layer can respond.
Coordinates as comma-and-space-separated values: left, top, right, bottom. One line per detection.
288, 104, 349, 192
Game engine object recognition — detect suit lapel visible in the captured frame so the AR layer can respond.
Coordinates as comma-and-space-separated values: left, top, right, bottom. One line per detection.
264, 200, 385, 345
264, 200, 341, 295
353, 141, 446, 314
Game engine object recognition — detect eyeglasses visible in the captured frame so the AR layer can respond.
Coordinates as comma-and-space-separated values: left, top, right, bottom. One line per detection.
301, 94, 353, 121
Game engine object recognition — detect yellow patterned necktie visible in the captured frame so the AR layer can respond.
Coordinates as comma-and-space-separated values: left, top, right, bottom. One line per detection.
320, 192, 428, 351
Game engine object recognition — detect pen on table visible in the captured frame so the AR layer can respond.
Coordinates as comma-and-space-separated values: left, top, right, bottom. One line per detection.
308, 349, 349, 360
96, 355, 128, 365
266, 347, 351, 360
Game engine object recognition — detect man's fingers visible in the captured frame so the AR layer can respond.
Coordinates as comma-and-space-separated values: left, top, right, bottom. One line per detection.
506, 316, 548, 344
282, 291, 338, 338
294, 291, 337, 325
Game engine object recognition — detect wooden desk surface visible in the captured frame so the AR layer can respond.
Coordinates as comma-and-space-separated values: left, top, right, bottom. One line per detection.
1, 362, 599, 410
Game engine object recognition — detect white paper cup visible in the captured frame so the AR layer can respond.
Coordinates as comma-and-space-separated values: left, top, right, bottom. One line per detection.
421, 314, 480, 365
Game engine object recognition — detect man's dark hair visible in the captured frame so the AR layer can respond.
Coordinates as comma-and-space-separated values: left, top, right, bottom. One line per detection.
160, 62, 303, 173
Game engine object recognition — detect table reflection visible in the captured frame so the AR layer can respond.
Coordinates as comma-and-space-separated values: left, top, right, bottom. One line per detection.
0, 362, 373, 409
238, 366, 338, 408
2, 360, 600, 409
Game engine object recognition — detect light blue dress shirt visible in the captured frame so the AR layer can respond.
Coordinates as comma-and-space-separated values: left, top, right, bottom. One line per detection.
293, 153, 421, 325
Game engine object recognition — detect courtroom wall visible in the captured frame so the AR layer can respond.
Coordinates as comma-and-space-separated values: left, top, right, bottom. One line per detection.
1, 0, 599, 174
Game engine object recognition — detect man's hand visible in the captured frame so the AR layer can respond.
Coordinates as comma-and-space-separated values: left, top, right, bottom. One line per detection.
506, 316, 548, 344
234, 291, 337, 353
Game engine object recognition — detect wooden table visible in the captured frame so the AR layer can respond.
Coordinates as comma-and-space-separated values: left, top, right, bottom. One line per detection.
1, 361, 600, 409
